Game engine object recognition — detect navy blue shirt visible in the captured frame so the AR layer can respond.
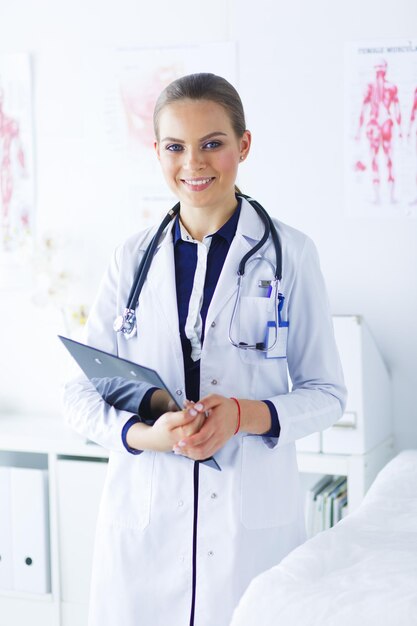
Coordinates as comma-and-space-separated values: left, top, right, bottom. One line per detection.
173, 203, 240, 402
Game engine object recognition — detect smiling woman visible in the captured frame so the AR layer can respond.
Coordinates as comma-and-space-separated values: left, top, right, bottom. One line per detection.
63, 73, 346, 626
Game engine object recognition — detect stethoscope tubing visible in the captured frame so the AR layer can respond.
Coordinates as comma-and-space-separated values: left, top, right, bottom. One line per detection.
126, 202, 180, 311
237, 194, 282, 281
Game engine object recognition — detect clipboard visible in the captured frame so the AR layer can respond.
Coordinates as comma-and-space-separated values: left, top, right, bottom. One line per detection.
59, 336, 220, 471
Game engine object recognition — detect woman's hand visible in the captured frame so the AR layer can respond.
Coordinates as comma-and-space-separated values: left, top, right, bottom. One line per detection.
148, 409, 202, 452
173, 395, 238, 460
127, 408, 202, 453
178, 400, 206, 439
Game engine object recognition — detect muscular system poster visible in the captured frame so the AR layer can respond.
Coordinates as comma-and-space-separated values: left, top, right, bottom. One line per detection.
0, 53, 35, 251
345, 40, 417, 218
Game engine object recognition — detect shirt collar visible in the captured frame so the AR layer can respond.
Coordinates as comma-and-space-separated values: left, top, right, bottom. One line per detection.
173, 197, 241, 246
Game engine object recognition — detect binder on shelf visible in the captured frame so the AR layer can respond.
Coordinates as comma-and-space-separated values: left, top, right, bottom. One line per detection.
0, 467, 13, 591
305, 475, 348, 537
333, 490, 348, 524
10, 467, 51, 594
323, 476, 346, 529
305, 475, 333, 538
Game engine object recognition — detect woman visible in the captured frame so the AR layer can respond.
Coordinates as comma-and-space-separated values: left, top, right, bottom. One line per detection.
63, 73, 346, 626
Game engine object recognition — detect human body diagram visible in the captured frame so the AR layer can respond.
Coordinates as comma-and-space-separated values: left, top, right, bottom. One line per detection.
355, 59, 402, 204
407, 86, 417, 204
0, 86, 27, 248
354, 57, 417, 208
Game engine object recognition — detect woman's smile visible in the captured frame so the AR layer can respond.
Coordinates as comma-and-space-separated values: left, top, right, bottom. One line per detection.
180, 176, 216, 191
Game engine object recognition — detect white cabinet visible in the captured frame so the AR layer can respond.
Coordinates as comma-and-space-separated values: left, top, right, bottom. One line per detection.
296, 315, 394, 513
0, 416, 109, 626
297, 315, 392, 455
323, 315, 392, 455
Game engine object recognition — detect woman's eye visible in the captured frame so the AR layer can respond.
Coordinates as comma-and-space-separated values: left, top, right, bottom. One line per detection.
166, 144, 183, 152
203, 141, 221, 149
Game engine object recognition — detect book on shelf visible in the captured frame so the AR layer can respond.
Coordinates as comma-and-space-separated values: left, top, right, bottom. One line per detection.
305, 475, 348, 537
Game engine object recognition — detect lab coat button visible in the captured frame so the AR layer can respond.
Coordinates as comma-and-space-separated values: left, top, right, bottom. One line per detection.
211, 379, 218, 385
208, 551, 214, 557
178, 500, 184, 507
176, 389, 183, 396
211, 321, 216, 328
211, 493, 217, 499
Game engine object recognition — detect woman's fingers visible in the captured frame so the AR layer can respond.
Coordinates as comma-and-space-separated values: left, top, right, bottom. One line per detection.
165, 409, 196, 429
174, 395, 237, 458
186, 394, 221, 415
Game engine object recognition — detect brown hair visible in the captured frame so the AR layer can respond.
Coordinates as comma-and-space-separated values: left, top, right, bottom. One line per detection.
153, 73, 247, 141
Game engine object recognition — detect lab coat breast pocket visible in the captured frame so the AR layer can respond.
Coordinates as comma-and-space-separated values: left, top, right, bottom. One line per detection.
238, 296, 273, 364
240, 437, 299, 529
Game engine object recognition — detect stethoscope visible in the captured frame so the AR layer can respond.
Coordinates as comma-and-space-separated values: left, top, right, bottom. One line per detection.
113, 194, 282, 352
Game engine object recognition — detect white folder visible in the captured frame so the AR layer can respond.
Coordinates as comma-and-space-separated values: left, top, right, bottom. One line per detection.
10, 468, 51, 593
0, 467, 13, 591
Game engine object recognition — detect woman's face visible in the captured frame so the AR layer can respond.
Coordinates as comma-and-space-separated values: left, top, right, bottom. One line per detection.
154, 99, 251, 214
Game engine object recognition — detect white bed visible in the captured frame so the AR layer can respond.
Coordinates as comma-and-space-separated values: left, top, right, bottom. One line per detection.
230, 450, 417, 626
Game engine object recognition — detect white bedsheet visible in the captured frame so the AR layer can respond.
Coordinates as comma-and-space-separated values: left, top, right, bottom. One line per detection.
230, 451, 417, 626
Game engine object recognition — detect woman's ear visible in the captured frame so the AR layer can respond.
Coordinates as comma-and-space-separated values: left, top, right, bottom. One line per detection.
239, 130, 252, 160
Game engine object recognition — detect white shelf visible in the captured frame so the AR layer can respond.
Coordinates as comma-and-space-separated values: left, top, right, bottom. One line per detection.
0, 414, 108, 626
0, 414, 108, 458
297, 436, 395, 510
0, 589, 54, 602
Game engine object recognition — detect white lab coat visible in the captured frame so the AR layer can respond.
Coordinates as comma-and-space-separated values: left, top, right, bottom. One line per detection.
63, 198, 346, 626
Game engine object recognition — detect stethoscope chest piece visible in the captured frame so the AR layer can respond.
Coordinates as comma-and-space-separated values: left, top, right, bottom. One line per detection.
113, 308, 137, 339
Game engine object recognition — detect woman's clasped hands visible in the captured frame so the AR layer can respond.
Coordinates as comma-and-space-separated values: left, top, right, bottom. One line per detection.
132, 393, 240, 456
172, 395, 239, 460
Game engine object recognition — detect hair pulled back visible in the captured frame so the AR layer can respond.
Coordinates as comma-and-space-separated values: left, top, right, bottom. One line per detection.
153, 73, 246, 141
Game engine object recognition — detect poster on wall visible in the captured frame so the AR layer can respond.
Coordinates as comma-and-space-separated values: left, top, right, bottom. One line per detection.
345, 40, 417, 218
83, 42, 237, 231
0, 53, 35, 252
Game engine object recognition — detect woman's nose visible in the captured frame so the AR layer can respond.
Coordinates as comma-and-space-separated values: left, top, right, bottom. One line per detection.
184, 147, 206, 171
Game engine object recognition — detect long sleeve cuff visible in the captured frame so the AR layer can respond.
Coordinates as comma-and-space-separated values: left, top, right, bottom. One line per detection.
121, 416, 143, 455
138, 386, 159, 419
262, 400, 281, 438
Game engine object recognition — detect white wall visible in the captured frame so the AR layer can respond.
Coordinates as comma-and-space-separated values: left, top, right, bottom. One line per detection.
232, 0, 417, 450
0, 0, 233, 415
0, 0, 416, 450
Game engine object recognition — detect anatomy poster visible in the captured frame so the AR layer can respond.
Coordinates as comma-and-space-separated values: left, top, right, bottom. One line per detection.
0, 53, 35, 251
345, 41, 417, 217
83, 43, 237, 230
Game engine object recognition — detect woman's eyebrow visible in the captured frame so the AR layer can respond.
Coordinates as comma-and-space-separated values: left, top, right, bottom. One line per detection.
160, 131, 228, 143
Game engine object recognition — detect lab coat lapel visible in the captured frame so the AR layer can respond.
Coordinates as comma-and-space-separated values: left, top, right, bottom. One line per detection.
145, 228, 181, 344
205, 198, 270, 329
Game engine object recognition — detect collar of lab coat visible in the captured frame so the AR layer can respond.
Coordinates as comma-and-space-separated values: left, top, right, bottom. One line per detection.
143, 197, 273, 343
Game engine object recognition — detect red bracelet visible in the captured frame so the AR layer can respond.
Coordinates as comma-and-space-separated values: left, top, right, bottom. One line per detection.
230, 397, 241, 435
